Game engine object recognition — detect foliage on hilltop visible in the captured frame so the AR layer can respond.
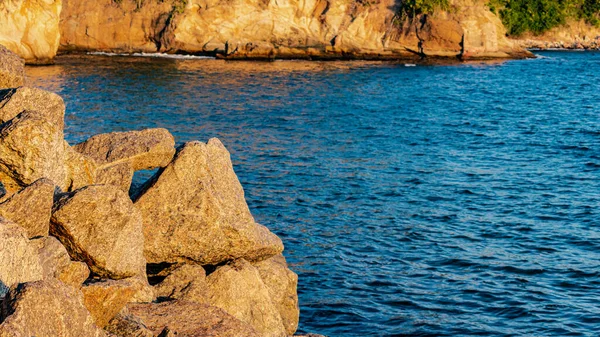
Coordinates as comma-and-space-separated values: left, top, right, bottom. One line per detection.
488, 0, 600, 36
397, 0, 451, 18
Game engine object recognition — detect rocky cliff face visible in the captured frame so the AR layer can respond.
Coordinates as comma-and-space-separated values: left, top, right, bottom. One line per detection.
511, 20, 600, 50
60, 0, 529, 59
0, 0, 61, 64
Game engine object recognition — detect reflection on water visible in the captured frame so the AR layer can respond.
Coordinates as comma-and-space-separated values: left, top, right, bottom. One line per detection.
26, 52, 600, 336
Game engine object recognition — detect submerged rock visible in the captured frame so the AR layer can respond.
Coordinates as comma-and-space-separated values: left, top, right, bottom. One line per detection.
206, 259, 286, 337
0, 217, 42, 292
134, 139, 283, 265
254, 254, 300, 336
126, 300, 260, 337
0, 178, 54, 238
50, 185, 146, 279
0, 279, 106, 337
0, 111, 67, 194
0, 45, 24, 89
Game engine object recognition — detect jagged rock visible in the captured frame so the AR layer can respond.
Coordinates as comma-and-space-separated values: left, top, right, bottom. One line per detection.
0, 218, 42, 294
0, 182, 6, 200
50, 185, 146, 279
95, 162, 134, 193
206, 259, 286, 337
126, 301, 260, 337
0, 279, 106, 337
0, 178, 54, 238
104, 308, 154, 337
154, 264, 208, 303
0, 87, 65, 128
73, 128, 175, 171
64, 142, 97, 191
82, 279, 140, 328
134, 139, 283, 265
254, 254, 299, 336
0, 111, 66, 195
32, 236, 90, 287
0, 45, 24, 89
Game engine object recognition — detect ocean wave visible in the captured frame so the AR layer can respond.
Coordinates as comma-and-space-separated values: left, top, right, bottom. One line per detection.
87, 51, 215, 59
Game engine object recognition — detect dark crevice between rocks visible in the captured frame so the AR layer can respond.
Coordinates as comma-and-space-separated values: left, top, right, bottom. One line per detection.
147, 262, 178, 285
129, 168, 160, 200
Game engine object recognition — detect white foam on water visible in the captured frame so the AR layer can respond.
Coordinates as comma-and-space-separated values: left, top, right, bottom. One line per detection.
87, 51, 216, 59
404, 63, 417, 67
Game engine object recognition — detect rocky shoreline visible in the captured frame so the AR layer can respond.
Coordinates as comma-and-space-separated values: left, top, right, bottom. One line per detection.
0, 45, 314, 336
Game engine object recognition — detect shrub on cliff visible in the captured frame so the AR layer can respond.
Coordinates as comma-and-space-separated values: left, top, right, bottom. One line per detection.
398, 0, 450, 18
489, 0, 600, 36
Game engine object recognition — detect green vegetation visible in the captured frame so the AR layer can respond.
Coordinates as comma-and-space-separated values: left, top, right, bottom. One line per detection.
398, 0, 450, 18
488, 0, 600, 36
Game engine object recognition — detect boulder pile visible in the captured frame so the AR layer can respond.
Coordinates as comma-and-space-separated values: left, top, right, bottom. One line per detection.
0, 48, 303, 336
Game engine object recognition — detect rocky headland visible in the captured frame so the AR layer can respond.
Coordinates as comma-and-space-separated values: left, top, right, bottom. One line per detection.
0, 46, 311, 337
512, 19, 600, 50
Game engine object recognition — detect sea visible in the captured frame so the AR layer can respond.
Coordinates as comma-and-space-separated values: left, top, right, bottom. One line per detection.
26, 51, 600, 336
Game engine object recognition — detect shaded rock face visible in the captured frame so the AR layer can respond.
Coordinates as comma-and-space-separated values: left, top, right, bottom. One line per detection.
105, 309, 154, 337
0, 178, 54, 238
0, 111, 67, 195
0, 280, 106, 337
50, 185, 146, 279
206, 259, 286, 337
254, 254, 300, 336
0, 0, 61, 64
0, 46, 24, 89
154, 264, 209, 303
134, 139, 284, 265
0, 218, 43, 292
126, 301, 261, 337
59, 0, 528, 59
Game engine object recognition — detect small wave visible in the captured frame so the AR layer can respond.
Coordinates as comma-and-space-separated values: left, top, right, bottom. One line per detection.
87, 51, 215, 60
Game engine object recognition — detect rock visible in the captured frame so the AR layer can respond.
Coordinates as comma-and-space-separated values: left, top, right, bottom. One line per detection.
0, 217, 42, 293
154, 264, 208, 303
206, 259, 286, 337
126, 300, 260, 337
104, 308, 154, 337
0, 178, 54, 238
0, 87, 65, 128
0, 0, 61, 64
134, 139, 283, 265
0, 111, 67, 195
0, 279, 106, 337
81, 279, 140, 328
33, 236, 90, 287
73, 128, 176, 171
64, 142, 98, 191
254, 254, 299, 336
95, 162, 134, 193
0, 45, 24, 89
50, 185, 146, 279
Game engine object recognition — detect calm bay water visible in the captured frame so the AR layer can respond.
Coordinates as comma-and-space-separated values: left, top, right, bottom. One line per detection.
27, 52, 600, 336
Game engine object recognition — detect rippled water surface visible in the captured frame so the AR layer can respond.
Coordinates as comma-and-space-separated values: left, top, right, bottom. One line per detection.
27, 52, 600, 336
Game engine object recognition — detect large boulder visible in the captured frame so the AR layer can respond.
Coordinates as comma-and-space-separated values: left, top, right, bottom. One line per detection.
104, 308, 154, 337
81, 279, 140, 328
154, 264, 208, 303
0, 218, 42, 294
134, 139, 283, 265
206, 259, 286, 337
0, 111, 66, 195
50, 185, 146, 279
254, 254, 300, 336
0, 46, 24, 89
0, 87, 65, 128
0, 280, 106, 337
64, 142, 97, 191
95, 162, 134, 193
33, 236, 89, 287
73, 128, 176, 171
126, 301, 260, 337
0, 178, 54, 238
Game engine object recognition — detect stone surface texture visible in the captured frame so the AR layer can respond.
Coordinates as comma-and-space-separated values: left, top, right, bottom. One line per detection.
81, 279, 139, 328
50, 185, 146, 279
0, 87, 65, 128
154, 264, 209, 303
0, 280, 106, 337
0, 46, 24, 89
0, 0, 61, 64
134, 139, 283, 265
206, 259, 287, 337
126, 301, 261, 337
0, 178, 54, 238
0, 218, 42, 292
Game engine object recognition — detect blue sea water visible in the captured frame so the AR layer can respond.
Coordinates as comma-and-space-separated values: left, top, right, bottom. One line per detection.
27, 51, 600, 336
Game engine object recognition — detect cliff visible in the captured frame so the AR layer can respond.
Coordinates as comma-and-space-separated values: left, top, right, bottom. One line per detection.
0, 0, 61, 64
59, 0, 529, 60
511, 20, 600, 50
